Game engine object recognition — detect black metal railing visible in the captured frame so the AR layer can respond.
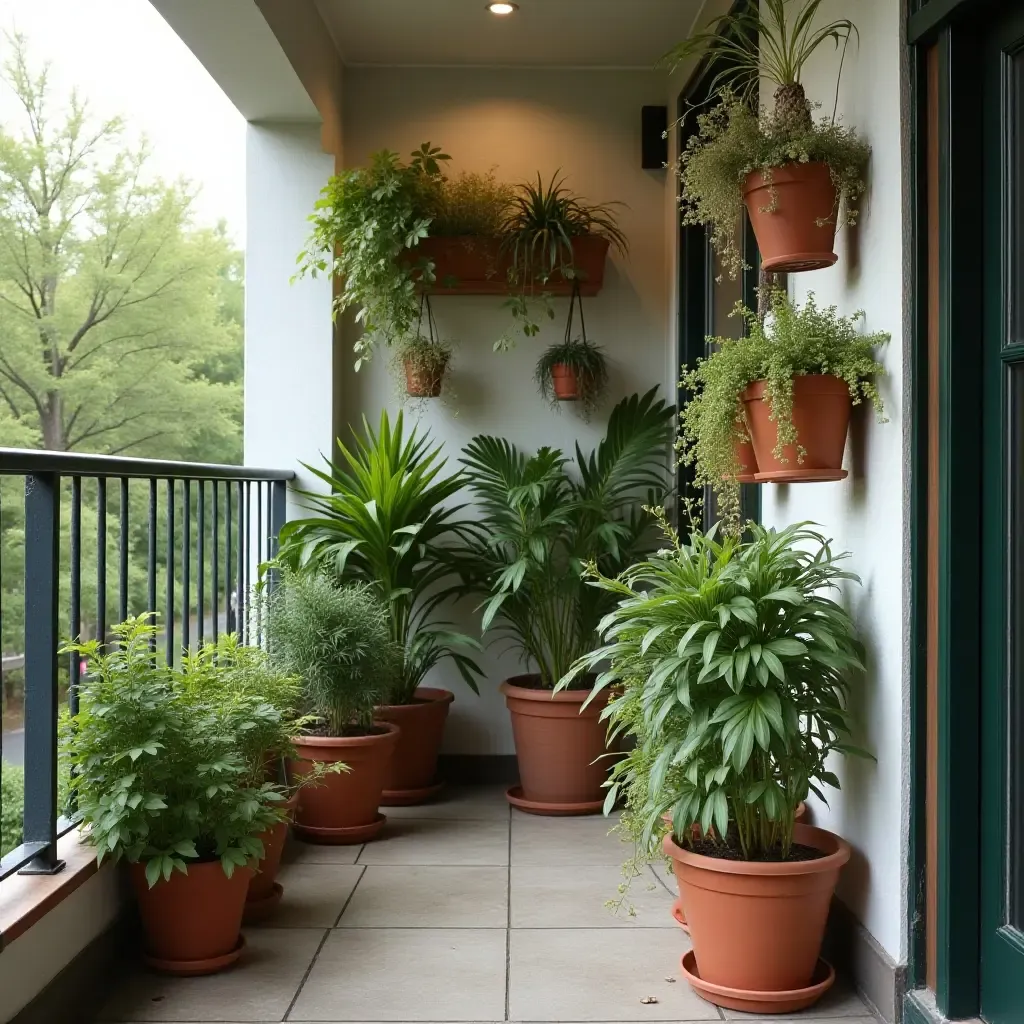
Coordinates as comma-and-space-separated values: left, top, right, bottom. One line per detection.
0, 449, 294, 883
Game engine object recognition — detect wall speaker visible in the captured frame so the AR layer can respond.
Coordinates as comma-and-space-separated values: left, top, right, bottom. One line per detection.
641, 105, 668, 170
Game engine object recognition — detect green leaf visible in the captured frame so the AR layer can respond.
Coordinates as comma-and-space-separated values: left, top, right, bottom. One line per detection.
702, 630, 722, 666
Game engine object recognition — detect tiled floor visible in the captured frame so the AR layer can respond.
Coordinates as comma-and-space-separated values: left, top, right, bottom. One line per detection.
96, 786, 877, 1024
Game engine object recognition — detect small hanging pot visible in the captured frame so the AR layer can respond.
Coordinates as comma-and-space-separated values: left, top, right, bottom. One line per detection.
405, 295, 449, 398
550, 282, 589, 402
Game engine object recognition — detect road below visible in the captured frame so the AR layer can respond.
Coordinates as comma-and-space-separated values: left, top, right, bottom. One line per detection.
2, 727, 24, 768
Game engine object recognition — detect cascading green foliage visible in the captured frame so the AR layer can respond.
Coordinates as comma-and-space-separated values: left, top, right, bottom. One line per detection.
59, 616, 286, 887
262, 570, 401, 733
678, 290, 888, 530
458, 389, 675, 688
534, 337, 609, 419
277, 411, 482, 706
561, 517, 871, 863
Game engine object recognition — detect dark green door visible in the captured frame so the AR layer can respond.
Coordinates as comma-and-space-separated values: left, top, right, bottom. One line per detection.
981, 8, 1024, 1024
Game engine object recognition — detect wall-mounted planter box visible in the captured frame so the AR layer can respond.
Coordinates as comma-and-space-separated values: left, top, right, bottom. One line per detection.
408, 235, 610, 297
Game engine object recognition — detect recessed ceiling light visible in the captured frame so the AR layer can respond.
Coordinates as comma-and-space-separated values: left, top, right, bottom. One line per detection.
487, 2, 519, 14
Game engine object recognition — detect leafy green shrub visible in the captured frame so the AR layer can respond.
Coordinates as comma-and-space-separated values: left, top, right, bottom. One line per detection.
678, 290, 888, 528
417, 169, 514, 237
563, 517, 871, 863
1, 761, 23, 857
264, 570, 402, 732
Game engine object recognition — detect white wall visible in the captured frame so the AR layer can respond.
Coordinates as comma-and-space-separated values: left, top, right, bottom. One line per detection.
759, 0, 908, 963
339, 67, 675, 755
245, 121, 338, 512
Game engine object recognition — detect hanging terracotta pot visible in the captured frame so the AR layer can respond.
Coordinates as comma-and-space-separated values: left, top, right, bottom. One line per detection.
375, 687, 454, 806
501, 676, 613, 815
743, 162, 839, 273
742, 374, 851, 483
130, 859, 251, 976
551, 364, 580, 401
287, 723, 400, 844
734, 437, 759, 483
404, 357, 447, 398
670, 802, 808, 932
664, 822, 850, 1013
244, 793, 299, 923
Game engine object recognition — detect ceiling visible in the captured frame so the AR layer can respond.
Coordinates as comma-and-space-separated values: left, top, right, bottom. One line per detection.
312, 0, 708, 68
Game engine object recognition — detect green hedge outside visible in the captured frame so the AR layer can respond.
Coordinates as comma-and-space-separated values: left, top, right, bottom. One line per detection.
1, 761, 24, 857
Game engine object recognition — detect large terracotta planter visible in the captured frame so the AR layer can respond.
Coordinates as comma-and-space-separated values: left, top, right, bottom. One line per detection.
375, 687, 454, 805
410, 235, 610, 296
404, 357, 447, 398
742, 374, 852, 483
743, 161, 839, 273
287, 723, 400, 844
129, 859, 250, 975
501, 675, 612, 815
551, 364, 579, 401
734, 437, 758, 483
245, 793, 299, 922
664, 822, 850, 1012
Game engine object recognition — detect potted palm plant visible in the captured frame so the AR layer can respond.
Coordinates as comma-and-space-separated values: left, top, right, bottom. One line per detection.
265, 570, 402, 843
667, 0, 869, 276
61, 616, 286, 975
458, 389, 674, 814
563, 518, 871, 1012
277, 411, 482, 806
679, 291, 888, 527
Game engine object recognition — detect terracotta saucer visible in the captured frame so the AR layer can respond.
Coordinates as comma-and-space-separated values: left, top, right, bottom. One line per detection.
243, 881, 283, 924
754, 468, 849, 484
143, 935, 246, 977
680, 950, 835, 1013
671, 898, 690, 934
505, 785, 604, 816
380, 780, 445, 807
293, 812, 387, 845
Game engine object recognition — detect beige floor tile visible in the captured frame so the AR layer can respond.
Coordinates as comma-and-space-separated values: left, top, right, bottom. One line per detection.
97, 927, 325, 1021
284, 837, 363, 865
509, 927, 717, 1022
288, 928, 507, 1021
357, 818, 509, 866
510, 865, 682, 928
339, 866, 507, 928
259, 863, 363, 928
720, 977, 873, 1018
510, 812, 633, 867
383, 786, 511, 820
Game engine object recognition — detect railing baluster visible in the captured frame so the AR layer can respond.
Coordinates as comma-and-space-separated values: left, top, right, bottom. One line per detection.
148, 479, 157, 655
237, 481, 245, 644
256, 482, 263, 646
197, 481, 205, 649
119, 477, 129, 622
20, 472, 64, 876
96, 478, 106, 646
225, 483, 233, 635
69, 477, 82, 714
212, 482, 219, 645
166, 479, 175, 666
182, 479, 190, 654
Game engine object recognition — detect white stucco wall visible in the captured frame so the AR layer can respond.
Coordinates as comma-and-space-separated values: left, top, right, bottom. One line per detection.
244, 121, 338, 511
758, 0, 909, 963
338, 67, 675, 755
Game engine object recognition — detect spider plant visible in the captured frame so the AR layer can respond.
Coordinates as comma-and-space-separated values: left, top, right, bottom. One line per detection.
277, 411, 483, 705
534, 338, 609, 418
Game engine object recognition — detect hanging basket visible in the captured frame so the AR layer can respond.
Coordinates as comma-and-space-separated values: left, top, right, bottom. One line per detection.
403, 295, 449, 398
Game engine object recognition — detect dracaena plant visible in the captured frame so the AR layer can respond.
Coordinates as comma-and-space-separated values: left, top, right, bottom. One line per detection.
59, 615, 285, 887
560, 516, 871, 862
458, 389, 675, 687
277, 410, 482, 706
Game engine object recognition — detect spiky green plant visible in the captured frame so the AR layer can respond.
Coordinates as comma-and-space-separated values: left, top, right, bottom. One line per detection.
534, 337, 609, 419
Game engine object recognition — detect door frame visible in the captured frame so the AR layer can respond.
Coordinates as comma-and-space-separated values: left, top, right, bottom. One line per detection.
905, 1, 1014, 1020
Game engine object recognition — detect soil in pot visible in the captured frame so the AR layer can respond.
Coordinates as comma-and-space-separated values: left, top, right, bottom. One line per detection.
404, 357, 447, 398
245, 793, 299, 922
375, 687, 454, 806
743, 374, 852, 483
287, 722, 400, 844
743, 162, 839, 273
551, 364, 579, 401
501, 675, 614, 815
129, 858, 250, 975
664, 822, 850, 1011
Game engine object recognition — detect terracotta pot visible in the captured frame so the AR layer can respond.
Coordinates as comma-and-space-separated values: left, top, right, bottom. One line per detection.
742, 162, 839, 273
742, 374, 852, 483
375, 687, 454, 805
409, 235, 610, 297
404, 357, 447, 398
734, 438, 759, 483
501, 675, 612, 815
668, 802, 808, 932
551, 364, 579, 401
245, 793, 299, 921
129, 858, 250, 975
287, 723, 400, 844
664, 822, 850, 1011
